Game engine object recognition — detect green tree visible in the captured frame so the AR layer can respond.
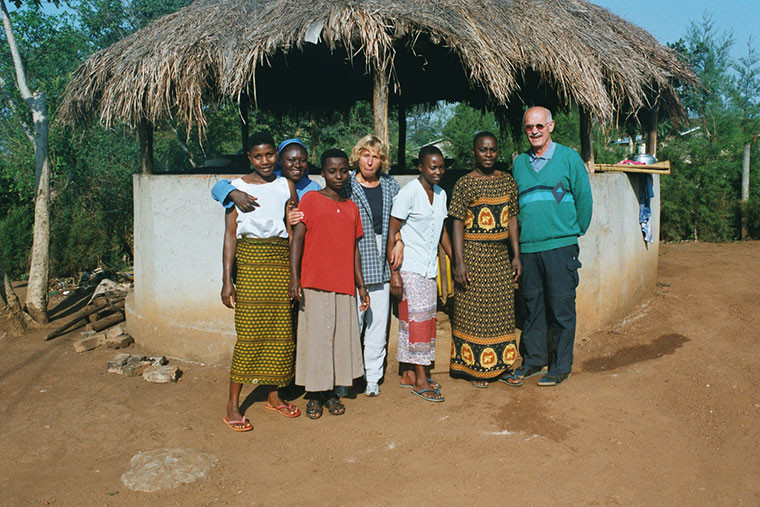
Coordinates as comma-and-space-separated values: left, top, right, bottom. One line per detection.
729, 39, 760, 238
442, 103, 511, 169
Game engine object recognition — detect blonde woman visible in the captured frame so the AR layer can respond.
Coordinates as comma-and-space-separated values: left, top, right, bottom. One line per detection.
341, 134, 402, 397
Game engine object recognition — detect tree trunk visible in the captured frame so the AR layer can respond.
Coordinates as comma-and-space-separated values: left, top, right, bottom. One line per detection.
0, 257, 27, 334
373, 67, 389, 146
25, 98, 50, 323
2, 0, 50, 323
741, 141, 751, 240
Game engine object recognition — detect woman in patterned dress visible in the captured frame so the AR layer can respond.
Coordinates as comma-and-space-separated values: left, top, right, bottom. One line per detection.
448, 132, 522, 388
220, 131, 300, 431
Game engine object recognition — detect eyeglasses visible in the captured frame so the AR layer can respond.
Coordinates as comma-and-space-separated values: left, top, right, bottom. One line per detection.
524, 123, 548, 132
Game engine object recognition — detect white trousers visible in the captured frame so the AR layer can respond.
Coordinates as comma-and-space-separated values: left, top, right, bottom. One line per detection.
357, 234, 391, 384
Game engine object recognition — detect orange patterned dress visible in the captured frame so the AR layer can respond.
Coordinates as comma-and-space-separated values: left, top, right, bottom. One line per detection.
448, 173, 519, 380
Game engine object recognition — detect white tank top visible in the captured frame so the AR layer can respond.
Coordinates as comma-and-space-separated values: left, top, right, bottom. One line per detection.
232, 176, 290, 239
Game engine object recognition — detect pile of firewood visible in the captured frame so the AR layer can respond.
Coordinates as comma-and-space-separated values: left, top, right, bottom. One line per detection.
45, 279, 130, 341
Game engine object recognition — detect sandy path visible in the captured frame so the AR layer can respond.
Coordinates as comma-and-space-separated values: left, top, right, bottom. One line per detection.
1, 241, 758, 505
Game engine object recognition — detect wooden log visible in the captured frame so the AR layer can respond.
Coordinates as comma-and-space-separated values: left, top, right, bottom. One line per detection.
44, 297, 124, 341
373, 67, 389, 146
90, 311, 125, 332
593, 161, 670, 174
579, 106, 594, 173
138, 118, 154, 174
88, 299, 126, 322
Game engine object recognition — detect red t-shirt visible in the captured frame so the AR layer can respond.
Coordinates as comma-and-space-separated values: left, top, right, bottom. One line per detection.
299, 191, 363, 295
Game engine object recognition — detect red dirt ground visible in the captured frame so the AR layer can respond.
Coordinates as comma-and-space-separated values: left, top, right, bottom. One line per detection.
1, 241, 759, 505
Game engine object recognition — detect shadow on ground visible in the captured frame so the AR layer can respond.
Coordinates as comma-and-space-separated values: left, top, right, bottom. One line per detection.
581, 333, 690, 373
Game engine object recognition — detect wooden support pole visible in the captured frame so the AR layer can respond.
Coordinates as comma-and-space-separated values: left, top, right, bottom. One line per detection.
398, 102, 406, 170
138, 118, 154, 174
645, 107, 659, 158
373, 68, 389, 146
579, 106, 594, 173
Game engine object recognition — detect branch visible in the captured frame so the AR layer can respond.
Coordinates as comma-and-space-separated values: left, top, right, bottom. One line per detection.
169, 123, 198, 168
0, 0, 33, 100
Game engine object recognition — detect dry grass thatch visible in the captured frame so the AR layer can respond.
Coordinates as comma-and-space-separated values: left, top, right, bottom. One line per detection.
58, 0, 697, 134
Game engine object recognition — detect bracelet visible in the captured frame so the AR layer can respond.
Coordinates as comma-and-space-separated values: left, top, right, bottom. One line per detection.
357, 285, 366, 290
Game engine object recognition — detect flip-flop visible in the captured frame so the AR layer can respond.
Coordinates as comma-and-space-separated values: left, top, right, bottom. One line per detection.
265, 402, 301, 418
411, 388, 445, 403
222, 416, 253, 432
400, 378, 441, 390
471, 380, 489, 389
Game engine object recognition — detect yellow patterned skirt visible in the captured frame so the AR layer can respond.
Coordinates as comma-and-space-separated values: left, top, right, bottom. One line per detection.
450, 240, 517, 380
230, 237, 295, 386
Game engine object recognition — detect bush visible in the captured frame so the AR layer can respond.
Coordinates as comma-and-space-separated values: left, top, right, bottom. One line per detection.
0, 206, 34, 278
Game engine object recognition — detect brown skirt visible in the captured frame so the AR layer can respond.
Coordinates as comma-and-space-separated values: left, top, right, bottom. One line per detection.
295, 288, 364, 392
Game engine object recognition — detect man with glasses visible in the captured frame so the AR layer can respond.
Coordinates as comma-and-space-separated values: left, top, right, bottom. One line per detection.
501, 106, 593, 387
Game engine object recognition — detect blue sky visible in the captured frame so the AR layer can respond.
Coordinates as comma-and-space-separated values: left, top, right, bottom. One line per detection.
592, 0, 758, 60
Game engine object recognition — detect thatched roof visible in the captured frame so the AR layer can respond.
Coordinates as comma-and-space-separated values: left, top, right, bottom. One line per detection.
58, 0, 697, 134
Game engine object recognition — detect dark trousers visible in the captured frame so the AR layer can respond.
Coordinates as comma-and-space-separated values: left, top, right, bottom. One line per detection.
519, 244, 581, 375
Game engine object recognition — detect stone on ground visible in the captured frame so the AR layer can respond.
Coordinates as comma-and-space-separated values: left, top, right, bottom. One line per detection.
142, 365, 181, 383
121, 355, 151, 377
73, 334, 105, 353
121, 448, 218, 493
107, 353, 131, 374
105, 334, 134, 349
104, 324, 126, 339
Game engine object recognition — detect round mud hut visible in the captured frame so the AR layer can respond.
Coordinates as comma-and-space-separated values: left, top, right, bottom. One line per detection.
60, 0, 696, 363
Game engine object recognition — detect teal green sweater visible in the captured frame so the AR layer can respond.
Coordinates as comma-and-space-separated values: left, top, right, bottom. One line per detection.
513, 143, 593, 253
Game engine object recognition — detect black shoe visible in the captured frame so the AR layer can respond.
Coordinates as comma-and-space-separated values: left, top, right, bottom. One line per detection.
537, 373, 570, 386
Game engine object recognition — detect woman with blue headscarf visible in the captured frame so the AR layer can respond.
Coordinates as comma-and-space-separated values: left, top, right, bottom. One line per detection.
211, 138, 321, 209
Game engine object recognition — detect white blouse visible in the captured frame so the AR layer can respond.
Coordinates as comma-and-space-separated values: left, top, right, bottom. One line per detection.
232, 176, 290, 239
390, 178, 448, 278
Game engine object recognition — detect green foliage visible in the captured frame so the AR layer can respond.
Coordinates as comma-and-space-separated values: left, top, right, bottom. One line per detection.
743, 198, 760, 237
442, 103, 511, 169
0, 205, 33, 277
659, 136, 741, 241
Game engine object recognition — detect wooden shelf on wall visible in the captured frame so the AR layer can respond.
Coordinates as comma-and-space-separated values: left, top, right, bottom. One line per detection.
593, 161, 671, 175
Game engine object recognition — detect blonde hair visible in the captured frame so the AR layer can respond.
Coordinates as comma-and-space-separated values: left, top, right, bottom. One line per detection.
350, 134, 390, 173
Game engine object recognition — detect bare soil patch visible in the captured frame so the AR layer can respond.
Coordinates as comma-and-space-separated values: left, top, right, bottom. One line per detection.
1, 241, 759, 504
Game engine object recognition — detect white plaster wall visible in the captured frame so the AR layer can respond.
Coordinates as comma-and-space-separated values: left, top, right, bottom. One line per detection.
126, 172, 659, 363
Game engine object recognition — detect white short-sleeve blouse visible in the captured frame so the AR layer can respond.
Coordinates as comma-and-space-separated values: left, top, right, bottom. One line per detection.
232, 176, 290, 239
390, 178, 447, 278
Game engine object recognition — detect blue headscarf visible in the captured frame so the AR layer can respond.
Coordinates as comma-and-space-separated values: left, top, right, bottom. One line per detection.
274, 137, 321, 198
274, 138, 308, 175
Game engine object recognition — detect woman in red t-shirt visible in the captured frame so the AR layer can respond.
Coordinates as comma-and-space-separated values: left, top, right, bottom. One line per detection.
289, 149, 370, 419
